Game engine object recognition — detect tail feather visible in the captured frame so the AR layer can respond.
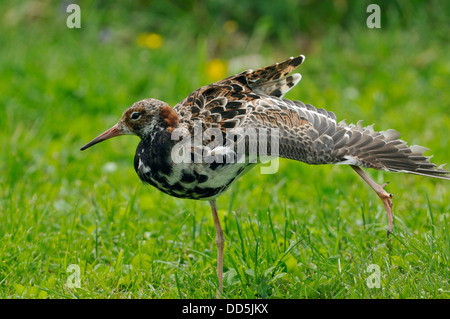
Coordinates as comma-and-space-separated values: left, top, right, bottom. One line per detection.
334, 121, 450, 180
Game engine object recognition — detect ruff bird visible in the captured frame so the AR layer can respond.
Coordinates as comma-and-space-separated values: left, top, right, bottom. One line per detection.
81, 54, 449, 294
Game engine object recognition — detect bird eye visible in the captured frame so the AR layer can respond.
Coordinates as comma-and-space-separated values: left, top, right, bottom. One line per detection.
130, 112, 141, 120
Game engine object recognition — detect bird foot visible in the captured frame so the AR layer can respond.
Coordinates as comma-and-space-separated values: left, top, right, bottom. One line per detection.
351, 166, 394, 237
376, 182, 394, 237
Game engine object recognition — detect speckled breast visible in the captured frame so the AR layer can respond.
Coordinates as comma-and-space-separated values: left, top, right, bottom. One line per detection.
134, 140, 251, 200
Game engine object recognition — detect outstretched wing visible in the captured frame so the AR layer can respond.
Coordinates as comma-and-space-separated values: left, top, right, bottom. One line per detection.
173, 55, 449, 179
242, 95, 449, 179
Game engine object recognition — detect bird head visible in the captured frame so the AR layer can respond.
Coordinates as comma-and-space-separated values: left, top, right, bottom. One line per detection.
80, 98, 178, 150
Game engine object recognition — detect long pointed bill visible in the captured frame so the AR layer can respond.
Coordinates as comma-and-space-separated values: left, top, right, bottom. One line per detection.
80, 123, 125, 151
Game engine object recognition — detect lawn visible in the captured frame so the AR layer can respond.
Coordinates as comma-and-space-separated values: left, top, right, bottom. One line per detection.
0, 1, 448, 298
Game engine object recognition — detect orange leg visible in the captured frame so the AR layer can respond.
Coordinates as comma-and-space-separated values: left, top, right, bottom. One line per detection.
351, 165, 394, 237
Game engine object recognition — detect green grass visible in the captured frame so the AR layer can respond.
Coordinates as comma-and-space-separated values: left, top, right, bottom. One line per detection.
0, 1, 449, 298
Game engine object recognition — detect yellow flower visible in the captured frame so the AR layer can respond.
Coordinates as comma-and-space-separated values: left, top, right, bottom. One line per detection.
223, 20, 238, 34
137, 33, 163, 49
206, 59, 227, 82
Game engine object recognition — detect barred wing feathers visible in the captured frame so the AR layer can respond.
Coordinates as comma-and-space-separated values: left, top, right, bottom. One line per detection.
173, 54, 449, 180
244, 96, 449, 180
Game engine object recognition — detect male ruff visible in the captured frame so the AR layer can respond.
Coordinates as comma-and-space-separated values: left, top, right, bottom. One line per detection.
81, 55, 449, 295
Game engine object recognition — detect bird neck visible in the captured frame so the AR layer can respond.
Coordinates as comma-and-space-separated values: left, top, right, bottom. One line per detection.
137, 105, 180, 140
135, 126, 177, 182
